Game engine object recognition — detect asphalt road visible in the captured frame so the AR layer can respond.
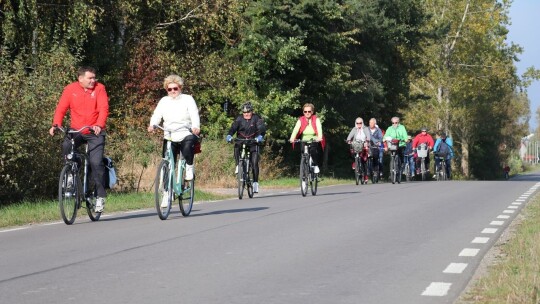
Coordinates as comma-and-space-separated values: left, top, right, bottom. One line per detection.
1, 173, 539, 304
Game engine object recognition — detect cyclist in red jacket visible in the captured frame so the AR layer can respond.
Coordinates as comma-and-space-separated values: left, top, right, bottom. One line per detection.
412, 126, 434, 175
49, 66, 109, 212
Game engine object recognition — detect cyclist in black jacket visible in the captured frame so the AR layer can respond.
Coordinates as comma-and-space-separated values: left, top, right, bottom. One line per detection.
226, 102, 266, 193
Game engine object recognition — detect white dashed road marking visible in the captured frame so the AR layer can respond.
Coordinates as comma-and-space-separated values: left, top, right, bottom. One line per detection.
459, 248, 480, 257
490, 221, 504, 226
472, 237, 489, 244
443, 263, 468, 274
481, 228, 498, 234
497, 215, 510, 219
421, 282, 452, 296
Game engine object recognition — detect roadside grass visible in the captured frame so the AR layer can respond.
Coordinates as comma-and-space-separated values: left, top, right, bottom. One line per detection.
0, 190, 228, 229
457, 194, 540, 303
0, 176, 353, 229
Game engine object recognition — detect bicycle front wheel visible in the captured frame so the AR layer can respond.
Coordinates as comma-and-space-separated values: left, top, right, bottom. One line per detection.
155, 159, 172, 220
421, 160, 426, 181
354, 158, 360, 185
310, 171, 318, 195
404, 162, 410, 182
179, 177, 195, 216
300, 157, 309, 197
237, 160, 245, 199
247, 165, 254, 198
58, 165, 79, 225
390, 156, 396, 184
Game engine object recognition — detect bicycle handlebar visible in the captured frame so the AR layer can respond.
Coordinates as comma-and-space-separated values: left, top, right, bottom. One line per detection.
153, 124, 199, 139
54, 125, 95, 134
292, 139, 319, 143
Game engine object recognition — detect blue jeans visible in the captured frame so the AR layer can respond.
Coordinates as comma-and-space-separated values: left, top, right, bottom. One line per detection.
403, 155, 415, 175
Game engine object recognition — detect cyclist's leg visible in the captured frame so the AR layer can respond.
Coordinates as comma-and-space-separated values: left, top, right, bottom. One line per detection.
249, 145, 259, 183
446, 157, 451, 179
85, 133, 106, 198
179, 135, 197, 165
409, 156, 415, 175
309, 143, 319, 166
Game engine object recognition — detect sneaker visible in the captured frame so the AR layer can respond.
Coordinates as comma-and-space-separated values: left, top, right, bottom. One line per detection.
432, 174, 437, 179
313, 166, 320, 174
161, 191, 169, 208
95, 197, 105, 213
301, 181, 306, 190
235, 165, 238, 174
253, 182, 259, 193
185, 165, 194, 181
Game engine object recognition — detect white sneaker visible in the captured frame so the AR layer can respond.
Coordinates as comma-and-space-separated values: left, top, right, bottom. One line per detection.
161, 191, 169, 208
253, 182, 259, 193
185, 165, 194, 181
235, 165, 238, 174
301, 181, 306, 190
313, 166, 320, 174
95, 197, 105, 213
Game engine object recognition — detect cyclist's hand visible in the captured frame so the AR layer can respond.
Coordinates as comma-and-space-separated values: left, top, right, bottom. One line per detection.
147, 125, 155, 133
256, 135, 263, 143
92, 125, 101, 135
226, 135, 232, 143
191, 127, 201, 136
48, 126, 57, 136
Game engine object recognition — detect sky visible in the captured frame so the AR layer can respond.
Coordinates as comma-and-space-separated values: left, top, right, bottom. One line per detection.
507, 0, 540, 132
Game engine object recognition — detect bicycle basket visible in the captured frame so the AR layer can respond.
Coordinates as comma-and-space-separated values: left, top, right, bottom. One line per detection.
417, 144, 428, 158
388, 139, 399, 151
351, 141, 364, 153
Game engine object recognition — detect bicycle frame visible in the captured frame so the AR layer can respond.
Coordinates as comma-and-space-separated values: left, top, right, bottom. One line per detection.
234, 138, 257, 199
294, 139, 319, 196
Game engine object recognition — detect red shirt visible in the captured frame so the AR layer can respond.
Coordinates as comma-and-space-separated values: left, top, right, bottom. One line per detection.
52, 82, 109, 130
412, 133, 434, 149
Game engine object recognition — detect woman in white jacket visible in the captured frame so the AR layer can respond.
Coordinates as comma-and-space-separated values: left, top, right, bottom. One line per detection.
148, 74, 200, 180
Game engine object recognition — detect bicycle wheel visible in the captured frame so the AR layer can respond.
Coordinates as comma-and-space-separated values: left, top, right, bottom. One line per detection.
372, 159, 379, 184
396, 158, 402, 184
421, 160, 426, 181
179, 174, 195, 216
390, 155, 396, 184
300, 157, 309, 197
247, 165, 254, 198
86, 178, 101, 221
354, 157, 360, 185
404, 162, 410, 182
58, 164, 79, 225
441, 161, 447, 181
237, 160, 245, 199
310, 168, 318, 196
155, 159, 172, 220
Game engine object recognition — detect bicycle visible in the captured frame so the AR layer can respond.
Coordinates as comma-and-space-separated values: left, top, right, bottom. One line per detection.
349, 140, 369, 185
233, 138, 259, 199
294, 139, 319, 196
416, 143, 429, 181
434, 153, 448, 181
56, 126, 102, 225
154, 125, 197, 220
386, 138, 402, 184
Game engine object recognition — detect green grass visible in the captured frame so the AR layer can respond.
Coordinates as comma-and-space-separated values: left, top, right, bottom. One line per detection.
0, 190, 228, 229
457, 194, 540, 303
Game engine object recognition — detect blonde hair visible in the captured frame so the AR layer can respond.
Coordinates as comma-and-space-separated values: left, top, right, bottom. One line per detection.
303, 103, 315, 113
163, 74, 184, 90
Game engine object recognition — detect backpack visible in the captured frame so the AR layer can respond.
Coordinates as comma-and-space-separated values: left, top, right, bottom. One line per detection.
436, 140, 450, 158
102, 157, 117, 189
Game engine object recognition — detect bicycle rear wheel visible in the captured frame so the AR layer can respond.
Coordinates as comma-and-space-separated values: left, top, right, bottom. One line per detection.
300, 157, 309, 197
86, 178, 101, 221
58, 164, 79, 225
354, 158, 361, 185
155, 159, 172, 220
237, 160, 245, 199
179, 176, 194, 216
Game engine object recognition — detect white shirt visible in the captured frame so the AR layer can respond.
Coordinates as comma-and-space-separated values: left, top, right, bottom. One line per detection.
355, 128, 366, 142
149, 94, 200, 142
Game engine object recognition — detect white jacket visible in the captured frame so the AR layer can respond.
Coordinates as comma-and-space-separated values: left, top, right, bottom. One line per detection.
149, 94, 200, 142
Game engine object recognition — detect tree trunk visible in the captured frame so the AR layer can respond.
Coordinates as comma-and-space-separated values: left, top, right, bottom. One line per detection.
461, 140, 469, 178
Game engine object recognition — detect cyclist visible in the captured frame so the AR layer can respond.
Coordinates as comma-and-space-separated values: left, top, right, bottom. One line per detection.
148, 74, 201, 183
226, 102, 266, 193
347, 117, 371, 183
368, 118, 383, 177
49, 66, 109, 213
403, 135, 415, 178
384, 116, 408, 160
433, 131, 453, 179
289, 103, 324, 174
412, 126, 434, 175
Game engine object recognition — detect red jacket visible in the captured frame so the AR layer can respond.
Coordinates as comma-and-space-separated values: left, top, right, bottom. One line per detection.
412, 133, 434, 149
53, 82, 109, 130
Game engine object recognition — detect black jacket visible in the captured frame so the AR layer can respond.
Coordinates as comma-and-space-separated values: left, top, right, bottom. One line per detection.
227, 114, 266, 139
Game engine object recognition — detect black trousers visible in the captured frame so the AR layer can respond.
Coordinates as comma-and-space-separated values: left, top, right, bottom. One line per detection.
162, 135, 197, 166
62, 132, 107, 197
234, 142, 260, 182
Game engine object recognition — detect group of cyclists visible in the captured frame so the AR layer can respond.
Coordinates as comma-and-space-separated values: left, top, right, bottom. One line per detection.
50, 68, 454, 214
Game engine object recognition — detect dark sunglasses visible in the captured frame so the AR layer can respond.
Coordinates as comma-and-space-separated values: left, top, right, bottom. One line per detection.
392, 122, 399, 124
167, 87, 180, 92
303, 110, 312, 113
356, 122, 363, 125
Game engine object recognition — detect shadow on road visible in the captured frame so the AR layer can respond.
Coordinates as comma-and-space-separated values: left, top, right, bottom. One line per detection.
189, 207, 269, 217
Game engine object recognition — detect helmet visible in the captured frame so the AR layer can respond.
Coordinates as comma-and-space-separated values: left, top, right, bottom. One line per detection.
421, 126, 428, 131
241, 102, 253, 113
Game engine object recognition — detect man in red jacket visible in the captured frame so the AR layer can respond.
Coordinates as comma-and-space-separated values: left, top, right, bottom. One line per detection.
48, 66, 109, 212
412, 126, 434, 175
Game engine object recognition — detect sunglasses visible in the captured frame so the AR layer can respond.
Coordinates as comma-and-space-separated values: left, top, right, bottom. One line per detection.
392, 122, 399, 124
303, 110, 312, 113
356, 122, 363, 125
167, 87, 180, 92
